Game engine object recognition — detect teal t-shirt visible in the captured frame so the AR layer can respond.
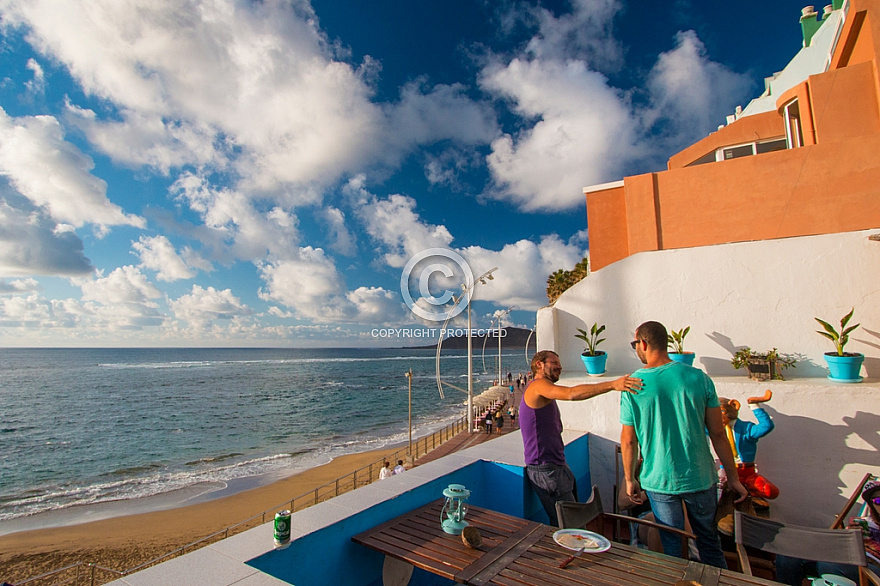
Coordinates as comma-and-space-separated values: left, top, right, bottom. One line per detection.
619, 361, 720, 494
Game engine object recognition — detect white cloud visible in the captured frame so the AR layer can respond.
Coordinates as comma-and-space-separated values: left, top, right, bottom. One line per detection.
353, 188, 454, 268
2, 0, 496, 205
320, 207, 356, 256
521, 0, 623, 71
0, 107, 145, 232
168, 284, 252, 330
76, 265, 164, 329
25, 58, 45, 95
0, 193, 95, 277
458, 235, 585, 311
352, 184, 585, 311
257, 247, 404, 324
0, 277, 39, 294
643, 31, 752, 146
479, 5, 753, 212
132, 235, 196, 282
170, 173, 300, 261
481, 57, 639, 210
382, 81, 498, 158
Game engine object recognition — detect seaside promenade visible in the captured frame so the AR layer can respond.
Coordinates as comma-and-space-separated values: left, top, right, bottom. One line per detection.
413, 412, 520, 467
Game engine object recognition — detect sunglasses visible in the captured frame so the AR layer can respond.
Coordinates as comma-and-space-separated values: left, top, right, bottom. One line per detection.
872, 496, 880, 506
630, 340, 640, 349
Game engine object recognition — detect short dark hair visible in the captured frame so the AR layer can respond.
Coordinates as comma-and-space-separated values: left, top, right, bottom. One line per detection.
530, 350, 558, 376
635, 321, 667, 350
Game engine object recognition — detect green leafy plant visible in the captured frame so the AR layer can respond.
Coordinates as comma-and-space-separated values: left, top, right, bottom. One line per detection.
815, 308, 860, 356
731, 347, 796, 380
575, 323, 606, 356
667, 326, 691, 354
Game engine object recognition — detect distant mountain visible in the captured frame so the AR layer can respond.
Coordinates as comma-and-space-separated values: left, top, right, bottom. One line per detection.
412, 327, 534, 350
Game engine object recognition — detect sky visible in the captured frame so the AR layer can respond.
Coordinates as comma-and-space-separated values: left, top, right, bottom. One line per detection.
0, 0, 813, 347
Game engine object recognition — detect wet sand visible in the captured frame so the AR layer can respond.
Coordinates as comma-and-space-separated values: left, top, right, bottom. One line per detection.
0, 447, 402, 584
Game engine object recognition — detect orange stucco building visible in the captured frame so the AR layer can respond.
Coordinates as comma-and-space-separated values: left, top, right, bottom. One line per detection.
585, 0, 880, 270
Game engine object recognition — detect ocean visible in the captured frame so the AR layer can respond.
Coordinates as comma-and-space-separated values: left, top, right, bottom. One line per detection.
0, 347, 527, 533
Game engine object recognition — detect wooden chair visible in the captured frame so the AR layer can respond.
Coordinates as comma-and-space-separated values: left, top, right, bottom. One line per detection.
831, 472, 877, 530
555, 485, 696, 559
734, 510, 880, 586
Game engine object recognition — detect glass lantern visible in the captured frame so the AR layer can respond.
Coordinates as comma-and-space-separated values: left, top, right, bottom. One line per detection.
440, 484, 471, 535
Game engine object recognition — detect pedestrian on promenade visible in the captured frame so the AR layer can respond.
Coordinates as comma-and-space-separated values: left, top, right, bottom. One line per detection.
495, 410, 504, 432
621, 321, 747, 568
379, 461, 393, 480
392, 460, 406, 474
484, 411, 494, 434
521, 350, 641, 526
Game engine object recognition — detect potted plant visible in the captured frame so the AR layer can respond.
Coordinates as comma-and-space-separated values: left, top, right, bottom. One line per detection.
667, 326, 695, 366
575, 323, 607, 376
731, 347, 796, 381
815, 308, 864, 382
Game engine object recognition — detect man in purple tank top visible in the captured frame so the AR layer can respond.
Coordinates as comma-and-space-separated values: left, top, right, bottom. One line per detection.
521, 350, 641, 526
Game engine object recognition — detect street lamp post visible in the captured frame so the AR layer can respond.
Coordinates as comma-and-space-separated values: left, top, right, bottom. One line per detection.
465, 268, 497, 433
494, 307, 512, 390
434, 267, 498, 435
405, 368, 413, 458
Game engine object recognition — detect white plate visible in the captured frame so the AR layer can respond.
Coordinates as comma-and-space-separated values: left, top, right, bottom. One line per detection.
552, 529, 611, 553
811, 574, 857, 586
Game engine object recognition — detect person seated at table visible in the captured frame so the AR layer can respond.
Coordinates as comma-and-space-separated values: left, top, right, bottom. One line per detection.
775, 479, 880, 585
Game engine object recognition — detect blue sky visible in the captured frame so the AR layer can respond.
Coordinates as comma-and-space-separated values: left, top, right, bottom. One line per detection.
0, 0, 810, 347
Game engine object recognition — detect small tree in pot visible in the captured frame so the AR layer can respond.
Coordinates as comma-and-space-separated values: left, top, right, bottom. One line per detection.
667, 326, 695, 366
815, 308, 864, 382
575, 323, 607, 376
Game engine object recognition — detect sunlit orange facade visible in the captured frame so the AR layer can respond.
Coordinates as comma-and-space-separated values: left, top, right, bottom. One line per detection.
585, 0, 880, 270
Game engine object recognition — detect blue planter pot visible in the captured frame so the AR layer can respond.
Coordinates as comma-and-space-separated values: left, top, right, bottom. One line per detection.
581, 351, 607, 376
669, 352, 696, 366
824, 353, 864, 382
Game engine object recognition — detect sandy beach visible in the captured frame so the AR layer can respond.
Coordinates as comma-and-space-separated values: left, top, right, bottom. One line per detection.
0, 447, 403, 584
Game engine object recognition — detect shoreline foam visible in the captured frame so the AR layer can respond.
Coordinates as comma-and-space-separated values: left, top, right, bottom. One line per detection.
0, 445, 405, 583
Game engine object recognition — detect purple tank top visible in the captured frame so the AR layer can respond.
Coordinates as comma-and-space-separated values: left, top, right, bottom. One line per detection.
520, 381, 566, 466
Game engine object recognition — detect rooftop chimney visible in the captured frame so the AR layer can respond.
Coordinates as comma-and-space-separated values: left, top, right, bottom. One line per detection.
800, 5, 821, 47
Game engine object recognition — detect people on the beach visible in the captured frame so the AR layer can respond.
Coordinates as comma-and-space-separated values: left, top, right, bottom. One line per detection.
521, 350, 642, 526
620, 321, 747, 568
379, 461, 393, 480
393, 460, 406, 475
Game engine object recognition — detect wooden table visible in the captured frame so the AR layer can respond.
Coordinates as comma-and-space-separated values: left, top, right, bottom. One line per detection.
352, 499, 784, 586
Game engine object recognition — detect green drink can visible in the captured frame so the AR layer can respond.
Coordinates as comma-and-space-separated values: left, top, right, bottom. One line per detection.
274, 509, 291, 546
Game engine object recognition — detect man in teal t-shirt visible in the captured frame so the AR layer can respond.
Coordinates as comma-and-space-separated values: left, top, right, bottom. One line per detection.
620, 321, 747, 568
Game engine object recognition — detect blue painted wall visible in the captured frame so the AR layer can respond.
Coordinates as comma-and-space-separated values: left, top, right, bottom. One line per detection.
248, 434, 591, 585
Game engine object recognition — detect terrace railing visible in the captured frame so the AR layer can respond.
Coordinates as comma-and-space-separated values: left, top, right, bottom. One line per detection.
13, 415, 469, 586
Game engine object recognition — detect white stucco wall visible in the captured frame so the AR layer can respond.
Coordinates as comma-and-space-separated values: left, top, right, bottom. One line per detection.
537, 228, 880, 528
537, 229, 880, 379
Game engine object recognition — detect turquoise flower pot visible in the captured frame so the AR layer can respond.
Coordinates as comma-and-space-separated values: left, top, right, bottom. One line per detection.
824, 353, 864, 382
581, 351, 607, 376
669, 352, 696, 366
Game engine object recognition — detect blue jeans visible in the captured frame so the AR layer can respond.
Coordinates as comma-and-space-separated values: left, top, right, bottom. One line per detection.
526, 463, 577, 527
646, 486, 727, 568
